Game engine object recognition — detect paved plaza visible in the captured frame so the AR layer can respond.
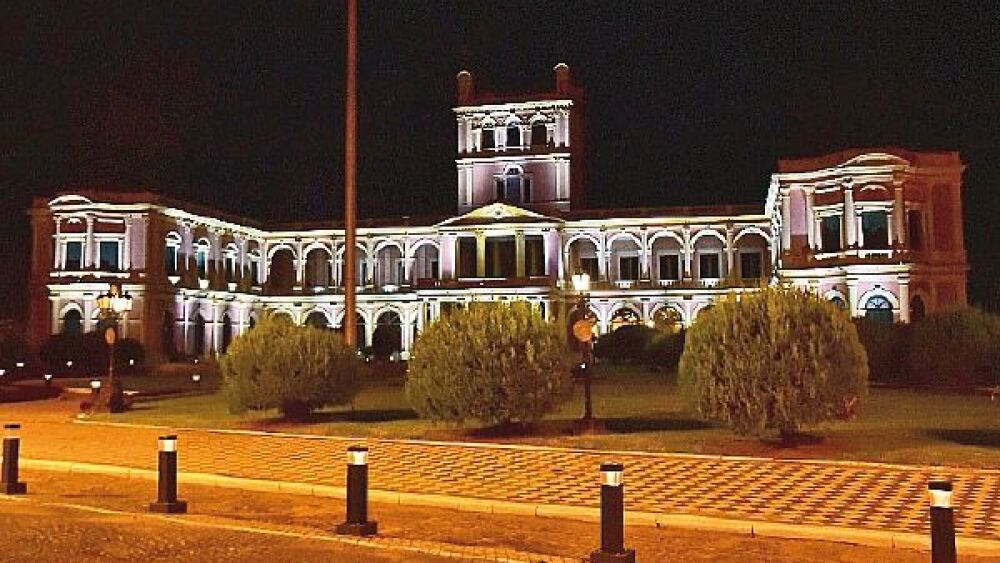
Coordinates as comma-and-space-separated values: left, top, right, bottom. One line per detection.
5, 406, 996, 546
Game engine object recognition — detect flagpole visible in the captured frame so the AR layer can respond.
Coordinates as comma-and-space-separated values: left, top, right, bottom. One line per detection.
343, 0, 358, 348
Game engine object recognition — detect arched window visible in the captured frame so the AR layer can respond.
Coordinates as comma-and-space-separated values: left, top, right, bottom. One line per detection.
531, 122, 547, 146
164, 232, 181, 277
609, 308, 640, 332
863, 295, 894, 324
305, 311, 329, 329
496, 166, 530, 204
248, 248, 261, 286
195, 238, 211, 281
480, 119, 495, 150
829, 296, 847, 310
506, 121, 521, 148
373, 311, 402, 359
910, 296, 926, 322
223, 244, 239, 284
62, 308, 83, 335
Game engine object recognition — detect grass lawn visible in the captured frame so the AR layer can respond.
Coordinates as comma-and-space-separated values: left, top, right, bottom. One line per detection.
90, 362, 999, 469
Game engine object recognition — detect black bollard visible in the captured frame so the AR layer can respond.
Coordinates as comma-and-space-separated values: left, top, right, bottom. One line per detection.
149, 435, 187, 513
590, 463, 635, 563
1, 424, 27, 495
590, 462, 635, 563
929, 479, 956, 563
335, 445, 377, 536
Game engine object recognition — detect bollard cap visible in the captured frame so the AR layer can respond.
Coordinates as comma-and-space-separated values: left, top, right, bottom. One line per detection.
4, 423, 20, 440
600, 462, 624, 486
347, 445, 369, 465
43, 373, 53, 381
928, 479, 954, 508
90, 379, 102, 390
158, 435, 178, 452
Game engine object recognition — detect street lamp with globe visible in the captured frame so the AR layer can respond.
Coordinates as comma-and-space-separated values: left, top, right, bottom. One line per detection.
95, 282, 133, 413
570, 272, 598, 428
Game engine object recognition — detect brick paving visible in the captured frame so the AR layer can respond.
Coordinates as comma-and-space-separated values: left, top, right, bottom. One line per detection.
9, 414, 1000, 543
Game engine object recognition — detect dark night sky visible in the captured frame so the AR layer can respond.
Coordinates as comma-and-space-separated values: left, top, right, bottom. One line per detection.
1, 2, 998, 317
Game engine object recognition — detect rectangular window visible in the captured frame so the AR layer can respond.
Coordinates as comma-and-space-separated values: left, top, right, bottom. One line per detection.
428, 259, 439, 279
739, 252, 762, 280
580, 257, 599, 280
618, 256, 639, 281
698, 253, 720, 279
196, 251, 208, 279
907, 210, 923, 250
525, 236, 545, 277
821, 216, 842, 252
64, 241, 83, 270
481, 128, 495, 150
457, 237, 477, 278
250, 261, 260, 285
485, 237, 515, 278
99, 240, 120, 271
225, 256, 238, 283
658, 254, 680, 281
861, 211, 889, 249
164, 246, 178, 276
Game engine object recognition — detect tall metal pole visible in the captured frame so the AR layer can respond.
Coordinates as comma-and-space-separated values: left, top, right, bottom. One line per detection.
343, 0, 358, 348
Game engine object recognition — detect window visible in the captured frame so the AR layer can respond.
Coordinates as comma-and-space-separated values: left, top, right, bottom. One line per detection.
457, 237, 477, 278
618, 256, 639, 281
698, 253, 720, 279
164, 245, 178, 276
224, 251, 238, 283
99, 240, 120, 271
196, 248, 208, 279
481, 125, 495, 150
580, 257, 599, 280
64, 241, 83, 270
907, 210, 923, 250
821, 216, 842, 252
829, 296, 847, 310
506, 123, 521, 147
864, 295, 893, 324
861, 211, 889, 249
658, 254, 680, 281
485, 237, 515, 278
525, 236, 545, 277
531, 123, 547, 146
739, 252, 762, 280
62, 309, 83, 335
496, 168, 529, 204
248, 250, 261, 285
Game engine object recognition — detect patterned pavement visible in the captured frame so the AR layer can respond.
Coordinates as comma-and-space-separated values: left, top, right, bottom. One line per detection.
8, 414, 1000, 542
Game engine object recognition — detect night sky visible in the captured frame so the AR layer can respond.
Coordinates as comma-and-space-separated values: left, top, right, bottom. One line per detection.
2, 2, 998, 317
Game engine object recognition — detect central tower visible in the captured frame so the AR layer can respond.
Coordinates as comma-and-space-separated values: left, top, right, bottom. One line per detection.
453, 64, 585, 215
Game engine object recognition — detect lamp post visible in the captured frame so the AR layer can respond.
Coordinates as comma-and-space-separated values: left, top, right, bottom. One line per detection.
570, 273, 597, 427
95, 282, 133, 413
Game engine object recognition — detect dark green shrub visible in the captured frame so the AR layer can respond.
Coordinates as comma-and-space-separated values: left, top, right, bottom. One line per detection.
0, 323, 26, 366
907, 308, 1000, 388
853, 319, 908, 384
39, 332, 142, 373
644, 329, 686, 373
371, 324, 402, 360
406, 302, 571, 425
679, 287, 868, 443
220, 313, 362, 420
594, 325, 657, 363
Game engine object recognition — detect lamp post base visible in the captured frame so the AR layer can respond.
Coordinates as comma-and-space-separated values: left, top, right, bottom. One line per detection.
335, 521, 378, 536
1, 482, 26, 495
149, 500, 188, 514
590, 549, 636, 563
573, 417, 605, 435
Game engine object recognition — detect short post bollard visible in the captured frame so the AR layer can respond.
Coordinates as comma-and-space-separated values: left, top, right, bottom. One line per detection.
590, 462, 635, 563
149, 435, 187, 513
929, 479, 956, 563
335, 445, 377, 536
2, 424, 27, 495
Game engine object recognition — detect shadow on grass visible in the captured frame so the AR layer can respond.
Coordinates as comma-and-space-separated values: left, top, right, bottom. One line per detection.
0, 384, 62, 403
309, 408, 419, 423
927, 429, 1000, 449
603, 416, 712, 433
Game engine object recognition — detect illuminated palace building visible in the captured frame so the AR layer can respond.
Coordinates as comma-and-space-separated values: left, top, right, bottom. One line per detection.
27, 65, 968, 361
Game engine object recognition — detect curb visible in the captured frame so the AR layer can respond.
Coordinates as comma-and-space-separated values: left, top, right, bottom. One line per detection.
20, 457, 1000, 558
70, 418, 1000, 476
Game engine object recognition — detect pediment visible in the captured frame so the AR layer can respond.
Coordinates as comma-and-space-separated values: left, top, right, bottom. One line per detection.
437, 202, 562, 227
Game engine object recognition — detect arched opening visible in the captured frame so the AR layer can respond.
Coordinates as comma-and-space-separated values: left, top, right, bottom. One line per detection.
910, 295, 926, 322
829, 295, 847, 310
271, 311, 294, 325
221, 314, 233, 353
609, 307, 641, 333
164, 232, 181, 277
412, 243, 440, 284
305, 311, 329, 329
480, 120, 495, 150
693, 233, 725, 283
568, 238, 599, 281
268, 248, 295, 293
223, 244, 239, 284
506, 121, 521, 148
304, 247, 332, 289
375, 244, 403, 287
651, 307, 684, 334
864, 295, 894, 324
195, 238, 211, 281
191, 312, 206, 356
651, 235, 682, 284
609, 237, 641, 283
355, 313, 367, 348
373, 311, 402, 359
247, 245, 262, 286
62, 308, 83, 336
736, 232, 768, 281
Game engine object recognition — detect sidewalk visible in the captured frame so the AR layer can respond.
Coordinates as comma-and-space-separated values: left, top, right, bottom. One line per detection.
6, 405, 999, 548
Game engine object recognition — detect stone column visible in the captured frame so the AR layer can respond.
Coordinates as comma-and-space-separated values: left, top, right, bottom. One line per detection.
843, 188, 857, 248
725, 226, 735, 279
514, 230, 525, 278
84, 216, 95, 268
846, 280, 859, 318
475, 230, 486, 278
893, 184, 906, 247
898, 277, 910, 324
682, 227, 693, 280
780, 195, 791, 251
123, 217, 133, 270
805, 191, 816, 249
53, 217, 62, 269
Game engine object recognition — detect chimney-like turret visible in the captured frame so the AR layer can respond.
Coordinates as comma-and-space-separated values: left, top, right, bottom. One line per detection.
456, 70, 474, 105
553, 63, 571, 95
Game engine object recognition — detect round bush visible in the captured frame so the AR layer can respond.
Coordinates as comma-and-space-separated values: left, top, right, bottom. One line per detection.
406, 302, 571, 425
679, 287, 868, 442
907, 308, 1000, 388
220, 313, 362, 420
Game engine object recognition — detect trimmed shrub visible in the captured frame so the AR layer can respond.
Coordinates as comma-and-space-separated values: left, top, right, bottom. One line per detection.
39, 332, 143, 373
406, 302, 571, 425
907, 308, 1000, 388
644, 329, 686, 374
679, 287, 868, 443
853, 319, 909, 384
594, 325, 656, 363
220, 313, 362, 420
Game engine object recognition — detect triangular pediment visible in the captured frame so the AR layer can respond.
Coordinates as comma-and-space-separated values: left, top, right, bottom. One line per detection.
842, 152, 911, 167
437, 202, 562, 228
